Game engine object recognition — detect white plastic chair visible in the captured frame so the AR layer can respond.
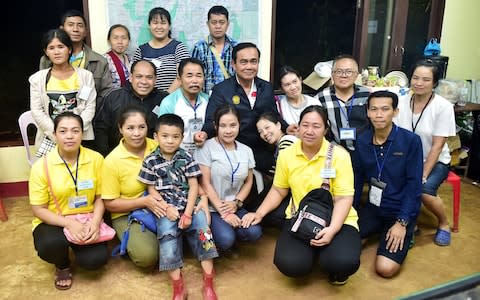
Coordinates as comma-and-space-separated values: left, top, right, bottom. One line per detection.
18, 111, 38, 166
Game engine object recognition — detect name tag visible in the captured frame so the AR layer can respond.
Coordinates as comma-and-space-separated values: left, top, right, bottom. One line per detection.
152, 105, 161, 117
368, 177, 386, 207
78, 86, 93, 100
188, 118, 203, 134
78, 179, 94, 190
69, 195, 88, 209
339, 127, 356, 140
320, 168, 336, 179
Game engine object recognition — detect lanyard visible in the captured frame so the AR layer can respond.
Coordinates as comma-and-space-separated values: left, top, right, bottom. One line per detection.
373, 126, 397, 180
217, 138, 240, 186
60, 150, 80, 195
410, 93, 433, 133
186, 96, 200, 119
337, 95, 355, 126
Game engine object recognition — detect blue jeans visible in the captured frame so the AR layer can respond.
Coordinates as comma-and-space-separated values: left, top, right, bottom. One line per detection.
157, 210, 218, 271
210, 208, 262, 251
423, 162, 450, 196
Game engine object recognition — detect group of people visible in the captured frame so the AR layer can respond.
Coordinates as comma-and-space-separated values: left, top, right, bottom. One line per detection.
28, 5, 456, 300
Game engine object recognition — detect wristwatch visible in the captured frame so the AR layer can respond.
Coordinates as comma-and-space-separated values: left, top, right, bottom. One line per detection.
235, 198, 244, 208
396, 218, 408, 227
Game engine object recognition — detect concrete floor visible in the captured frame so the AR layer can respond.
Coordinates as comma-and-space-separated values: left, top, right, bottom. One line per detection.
0, 182, 479, 300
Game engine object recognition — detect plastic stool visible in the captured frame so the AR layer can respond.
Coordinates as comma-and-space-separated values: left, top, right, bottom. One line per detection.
0, 197, 7, 221
445, 171, 460, 232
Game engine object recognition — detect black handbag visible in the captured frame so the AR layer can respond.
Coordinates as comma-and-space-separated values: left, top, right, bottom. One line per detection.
289, 143, 335, 241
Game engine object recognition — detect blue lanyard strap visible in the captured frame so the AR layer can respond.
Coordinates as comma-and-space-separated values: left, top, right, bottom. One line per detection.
217, 139, 240, 186
186, 96, 200, 119
373, 126, 398, 180
336, 95, 356, 125
60, 150, 80, 195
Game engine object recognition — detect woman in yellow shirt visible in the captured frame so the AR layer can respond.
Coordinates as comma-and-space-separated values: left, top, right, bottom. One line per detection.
242, 105, 361, 285
29, 112, 107, 290
30, 28, 96, 156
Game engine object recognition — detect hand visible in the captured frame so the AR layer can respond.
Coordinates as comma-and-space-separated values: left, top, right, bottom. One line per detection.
241, 212, 263, 228
385, 222, 406, 253
144, 194, 168, 217
178, 214, 192, 229
83, 219, 101, 243
219, 201, 236, 215
195, 196, 211, 225
194, 131, 207, 147
286, 124, 299, 136
310, 226, 336, 247
64, 218, 86, 243
222, 213, 241, 228
166, 205, 180, 221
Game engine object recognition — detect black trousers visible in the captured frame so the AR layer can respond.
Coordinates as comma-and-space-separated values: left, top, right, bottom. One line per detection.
33, 223, 108, 270
274, 223, 361, 280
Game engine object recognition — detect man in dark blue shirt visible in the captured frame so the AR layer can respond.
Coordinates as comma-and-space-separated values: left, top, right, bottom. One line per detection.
352, 90, 422, 278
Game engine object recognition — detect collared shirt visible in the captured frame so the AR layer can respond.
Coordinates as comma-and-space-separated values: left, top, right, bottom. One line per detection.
138, 147, 201, 211
352, 124, 423, 222
191, 35, 238, 94
158, 88, 209, 153
316, 85, 370, 151
29, 146, 103, 230
102, 138, 158, 219
274, 138, 359, 229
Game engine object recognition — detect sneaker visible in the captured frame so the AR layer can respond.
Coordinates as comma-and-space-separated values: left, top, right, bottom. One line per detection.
329, 274, 349, 285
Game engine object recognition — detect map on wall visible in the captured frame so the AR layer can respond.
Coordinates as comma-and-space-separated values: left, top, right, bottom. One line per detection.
106, 0, 259, 54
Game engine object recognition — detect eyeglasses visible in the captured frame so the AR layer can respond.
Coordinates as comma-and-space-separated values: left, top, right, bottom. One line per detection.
332, 69, 357, 77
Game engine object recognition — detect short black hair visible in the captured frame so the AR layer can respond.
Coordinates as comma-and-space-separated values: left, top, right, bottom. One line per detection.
367, 90, 399, 109
130, 59, 157, 76
155, 113, 184, 133
299, 105, 329, 129
208, 5, 229, 20
278, 65, 302, 87
178, 58, 204, 76
60, 9, 87, 27
332, 54, 359, 70
214, 105, 240, 136
54, 111, 84, 132
411, 59, 441, 87
117, 105, 147, 129
232, 42, 260, 62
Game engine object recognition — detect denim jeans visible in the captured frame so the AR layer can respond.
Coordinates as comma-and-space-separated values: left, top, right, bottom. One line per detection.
157, 210, 218, 271
210, 208, 263, 251
423, 162, 450, 196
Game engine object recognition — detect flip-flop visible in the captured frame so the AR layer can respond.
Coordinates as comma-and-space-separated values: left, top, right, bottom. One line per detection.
434, 228, 451, 246
54, 267, 72, 290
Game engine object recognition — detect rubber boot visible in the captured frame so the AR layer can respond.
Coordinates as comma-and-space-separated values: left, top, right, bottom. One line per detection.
172, 274, 187, 300
202, 270, 217, 300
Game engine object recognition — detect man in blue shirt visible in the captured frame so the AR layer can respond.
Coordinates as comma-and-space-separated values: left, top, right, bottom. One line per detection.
191, 5, 238, 94
352, 90, 423, 278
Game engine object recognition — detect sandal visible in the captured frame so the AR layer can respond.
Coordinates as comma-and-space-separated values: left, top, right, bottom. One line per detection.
434, 228, 451, 246
54, 267, 72, 290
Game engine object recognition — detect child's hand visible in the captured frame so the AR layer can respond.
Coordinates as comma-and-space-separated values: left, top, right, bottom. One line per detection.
166, 205, 180, 221
178, 214, 192, 229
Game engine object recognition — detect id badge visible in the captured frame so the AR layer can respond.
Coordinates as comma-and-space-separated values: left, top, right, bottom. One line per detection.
68, 195, 88, 209
78, 86, 93, 100
339, 127, 356, 140
152, 105, 161, 117
77, 179, 94, 191
189, 118, 203, 134
369, 177, 387, 207
320, 168, 336, 178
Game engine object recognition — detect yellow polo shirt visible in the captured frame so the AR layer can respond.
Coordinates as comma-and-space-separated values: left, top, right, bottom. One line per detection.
274, 138, 358, 230
101, 138, 158, 219
29, 146, 103, 230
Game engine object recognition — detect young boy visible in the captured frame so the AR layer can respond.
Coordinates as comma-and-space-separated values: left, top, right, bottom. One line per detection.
138, 114, 218, 300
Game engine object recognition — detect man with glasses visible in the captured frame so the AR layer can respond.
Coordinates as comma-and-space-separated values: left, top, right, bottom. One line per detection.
199, 42, 287, 175
316, 55, 370, 152
192, 5, 238, 95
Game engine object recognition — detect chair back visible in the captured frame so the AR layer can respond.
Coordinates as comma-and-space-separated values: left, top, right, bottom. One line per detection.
18, 111, 38, 166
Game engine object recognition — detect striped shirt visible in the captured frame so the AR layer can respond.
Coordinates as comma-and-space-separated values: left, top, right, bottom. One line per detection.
133, 40, 190, 92
316, 85, 370, 151
137, 147, 201, 211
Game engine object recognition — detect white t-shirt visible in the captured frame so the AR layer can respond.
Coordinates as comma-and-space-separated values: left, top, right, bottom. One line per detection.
277, 94, 320, 125
395, 93, 456, 164
194, 138, 255, 210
